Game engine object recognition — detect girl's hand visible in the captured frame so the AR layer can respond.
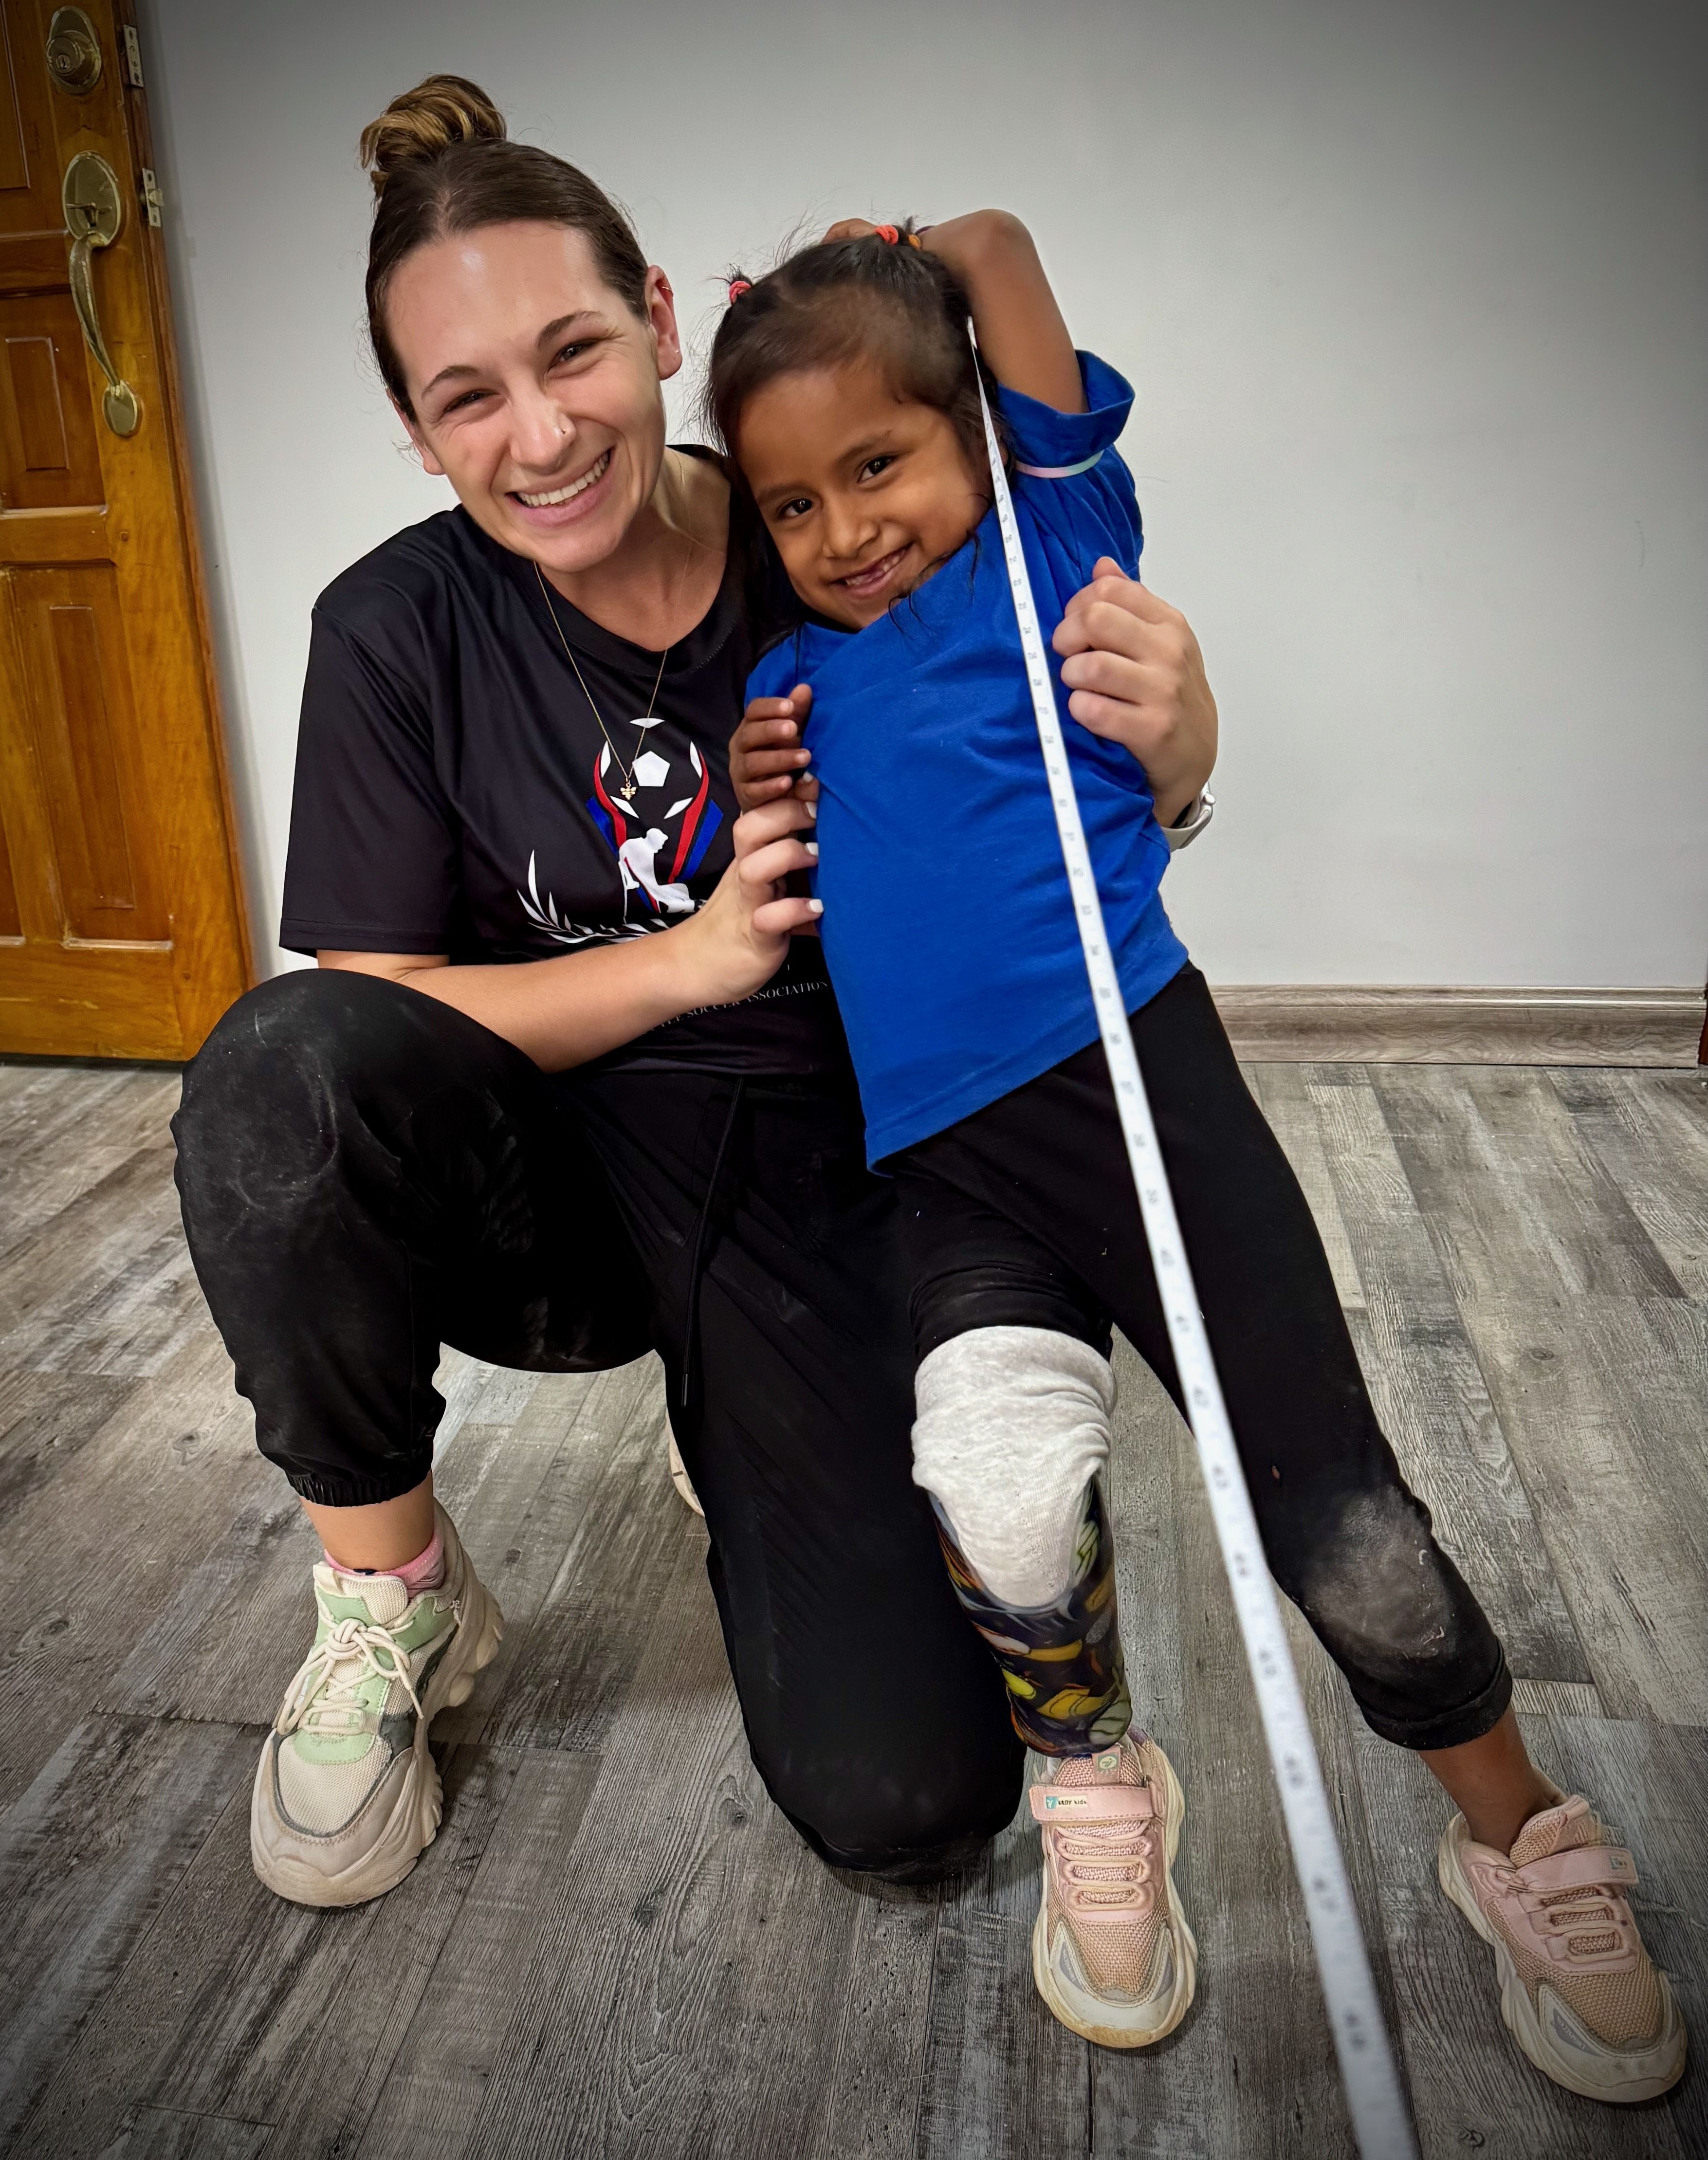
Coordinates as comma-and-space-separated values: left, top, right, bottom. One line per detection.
819, 212, 1082, 414
674, 796, 822, 1007
730, 686, 820, 812
1055, 560, 1219, 826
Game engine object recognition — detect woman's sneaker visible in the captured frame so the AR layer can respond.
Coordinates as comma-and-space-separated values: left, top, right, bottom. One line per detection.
1438, 1793, 1687, 2103
1028, 1730, 1197, 2048
251, 1505, 503, 1907
667, 1425, 704, 1517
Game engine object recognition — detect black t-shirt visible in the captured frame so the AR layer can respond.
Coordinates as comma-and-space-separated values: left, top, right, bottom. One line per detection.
280, 480, 842, 1074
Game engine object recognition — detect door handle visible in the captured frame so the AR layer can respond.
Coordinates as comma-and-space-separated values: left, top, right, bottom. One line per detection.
61, 152, 140, 438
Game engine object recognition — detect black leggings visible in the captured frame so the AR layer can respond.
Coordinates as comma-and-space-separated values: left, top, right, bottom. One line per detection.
172, 969, 1023, 1873
894, 963, 1510, 1752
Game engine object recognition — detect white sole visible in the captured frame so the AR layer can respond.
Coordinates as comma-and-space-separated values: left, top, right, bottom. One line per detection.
252, 1571, 504, 1909
1031, 1745, 1199, 2050
1437, 1818, 1687, 2104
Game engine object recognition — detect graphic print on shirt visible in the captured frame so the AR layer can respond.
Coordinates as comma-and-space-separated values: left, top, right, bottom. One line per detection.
517, 715, 725, 947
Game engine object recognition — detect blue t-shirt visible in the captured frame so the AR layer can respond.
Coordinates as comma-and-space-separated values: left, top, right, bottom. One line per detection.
747, 352, 1188, 1165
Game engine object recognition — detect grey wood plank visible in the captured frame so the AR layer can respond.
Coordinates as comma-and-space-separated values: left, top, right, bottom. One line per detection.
455, 1522, 867, 2160
1464, 1298, 1708, 1726
104, 2107, 273, 2160
1304, 1070, 1589, 1683
0, 1365, 137, 1513
803, 1878, 940, 2160
15, 1742, 534, 2160
1508, 1679, 1605, 1720
917, 1908, 1090, 2160
1372, 1067, 1685, 1309
267, 1747, 600, 2160
0, 1064, 156, 1167
1244, 1063, 1367, 1311
0, 1141, 209, 1379
0, 1071, 182, 1270
353, 1749, 606, 2160
1349, 1713, 1695, 2159
1549, 1068, 1708, 1300
477, 1360, 703, 1754
438, 1357, 663, 1748
0, 1715, 257, 2150
0, 1333, 262, 1809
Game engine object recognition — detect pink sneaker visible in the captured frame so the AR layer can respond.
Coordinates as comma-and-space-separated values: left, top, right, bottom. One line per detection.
1028, 1731, 1197, 2048
1438, 1793, 1686, 2103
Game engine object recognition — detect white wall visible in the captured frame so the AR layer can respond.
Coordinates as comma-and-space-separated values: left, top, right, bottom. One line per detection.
142, 0, 1708, 987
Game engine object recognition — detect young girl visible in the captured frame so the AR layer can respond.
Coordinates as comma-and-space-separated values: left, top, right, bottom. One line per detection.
708, 213, 1684, 2093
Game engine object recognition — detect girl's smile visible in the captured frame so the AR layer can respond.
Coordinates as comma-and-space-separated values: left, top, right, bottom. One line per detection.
736, 358, 989, 629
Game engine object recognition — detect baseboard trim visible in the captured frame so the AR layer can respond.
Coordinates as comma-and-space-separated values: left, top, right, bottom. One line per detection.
1210, 985, 1704, 1065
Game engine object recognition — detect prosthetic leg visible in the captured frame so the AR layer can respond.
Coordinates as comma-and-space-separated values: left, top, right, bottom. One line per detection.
913, 1321, 1194, 2045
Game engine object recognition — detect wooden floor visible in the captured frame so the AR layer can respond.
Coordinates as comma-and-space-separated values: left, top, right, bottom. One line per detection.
0, 1059, 1703, 2160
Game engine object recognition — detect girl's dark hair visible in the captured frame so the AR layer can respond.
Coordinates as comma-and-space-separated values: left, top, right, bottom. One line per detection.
704, 221, 1002, 481
358, 75, 649, 414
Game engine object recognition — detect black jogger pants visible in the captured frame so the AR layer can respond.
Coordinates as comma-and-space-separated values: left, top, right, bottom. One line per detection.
894, 963, 1511, 1754
173, 969, 1024, 1871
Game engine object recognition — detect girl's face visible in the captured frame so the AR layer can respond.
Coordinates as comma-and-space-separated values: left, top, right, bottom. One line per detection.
387, 220, 681, 577
736, 358, 988, 628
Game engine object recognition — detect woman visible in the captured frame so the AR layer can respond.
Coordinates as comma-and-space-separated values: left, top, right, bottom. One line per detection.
173, 79, 1218, 1906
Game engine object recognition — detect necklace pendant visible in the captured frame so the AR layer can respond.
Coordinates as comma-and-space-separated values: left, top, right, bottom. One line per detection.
620, 783, 637, 801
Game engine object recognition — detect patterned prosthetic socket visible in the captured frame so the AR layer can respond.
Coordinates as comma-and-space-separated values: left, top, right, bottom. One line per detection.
931, 1477, 1132, 1754
912, 1326, 1133, 1756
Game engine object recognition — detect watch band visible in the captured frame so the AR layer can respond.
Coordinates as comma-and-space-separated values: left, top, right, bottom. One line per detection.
1164, 786, 1215, 851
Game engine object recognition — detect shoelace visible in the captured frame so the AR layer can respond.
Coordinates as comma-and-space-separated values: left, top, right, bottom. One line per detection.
1052, 1815, 1158, 1914
280, 1616, 426, 1739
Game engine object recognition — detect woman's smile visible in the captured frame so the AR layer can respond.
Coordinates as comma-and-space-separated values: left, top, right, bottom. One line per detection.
510, 445, 614, 526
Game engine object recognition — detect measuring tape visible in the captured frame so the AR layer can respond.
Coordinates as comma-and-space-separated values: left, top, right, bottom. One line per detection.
973, 345, 1418, 2160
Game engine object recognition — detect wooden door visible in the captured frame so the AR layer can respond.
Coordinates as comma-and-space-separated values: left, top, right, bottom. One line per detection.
0, 0, 249, 1059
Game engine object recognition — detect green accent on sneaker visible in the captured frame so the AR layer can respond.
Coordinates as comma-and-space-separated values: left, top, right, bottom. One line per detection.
284, 1583, 458, 1768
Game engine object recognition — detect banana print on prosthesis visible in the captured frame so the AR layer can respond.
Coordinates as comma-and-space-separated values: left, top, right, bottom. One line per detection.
930, 1476, 1132, 1755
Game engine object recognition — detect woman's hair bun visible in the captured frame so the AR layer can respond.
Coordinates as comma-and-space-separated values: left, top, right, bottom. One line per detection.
358, 75, 507, 197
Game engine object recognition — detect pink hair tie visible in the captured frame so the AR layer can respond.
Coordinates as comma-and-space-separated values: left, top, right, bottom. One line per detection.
727, 278, 753, 303
872, 223, 900, 245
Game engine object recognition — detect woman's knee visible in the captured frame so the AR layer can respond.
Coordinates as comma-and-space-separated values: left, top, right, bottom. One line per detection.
780, 1749, 1023, 1877
183, 969, 454, 1122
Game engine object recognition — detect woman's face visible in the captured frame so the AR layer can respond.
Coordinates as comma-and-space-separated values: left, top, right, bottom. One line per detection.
387, 220, 680, 575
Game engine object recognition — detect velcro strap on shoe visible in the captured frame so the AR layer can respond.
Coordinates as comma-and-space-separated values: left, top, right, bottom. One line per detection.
1030, 1783, 1157, 1824
1520, 1844, 1637, 1896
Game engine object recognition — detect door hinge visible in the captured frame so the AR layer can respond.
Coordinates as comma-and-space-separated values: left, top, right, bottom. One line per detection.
139, 167, 163, 227
122, 24, 144, 87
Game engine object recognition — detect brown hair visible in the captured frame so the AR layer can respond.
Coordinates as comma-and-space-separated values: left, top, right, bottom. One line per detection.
704, 221, 1002, 484
358, 75, 649, 415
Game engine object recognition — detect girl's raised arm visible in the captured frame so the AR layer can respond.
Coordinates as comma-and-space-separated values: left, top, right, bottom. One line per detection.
823, 210, 1085, 414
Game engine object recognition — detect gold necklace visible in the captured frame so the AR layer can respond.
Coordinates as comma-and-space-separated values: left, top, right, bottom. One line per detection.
533, 561, 670, 803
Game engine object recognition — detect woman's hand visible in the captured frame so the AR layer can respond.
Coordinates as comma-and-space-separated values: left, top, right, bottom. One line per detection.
1055, 559, 1218, 826
674, 795, 822, 1007
730, 686, 820, 813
